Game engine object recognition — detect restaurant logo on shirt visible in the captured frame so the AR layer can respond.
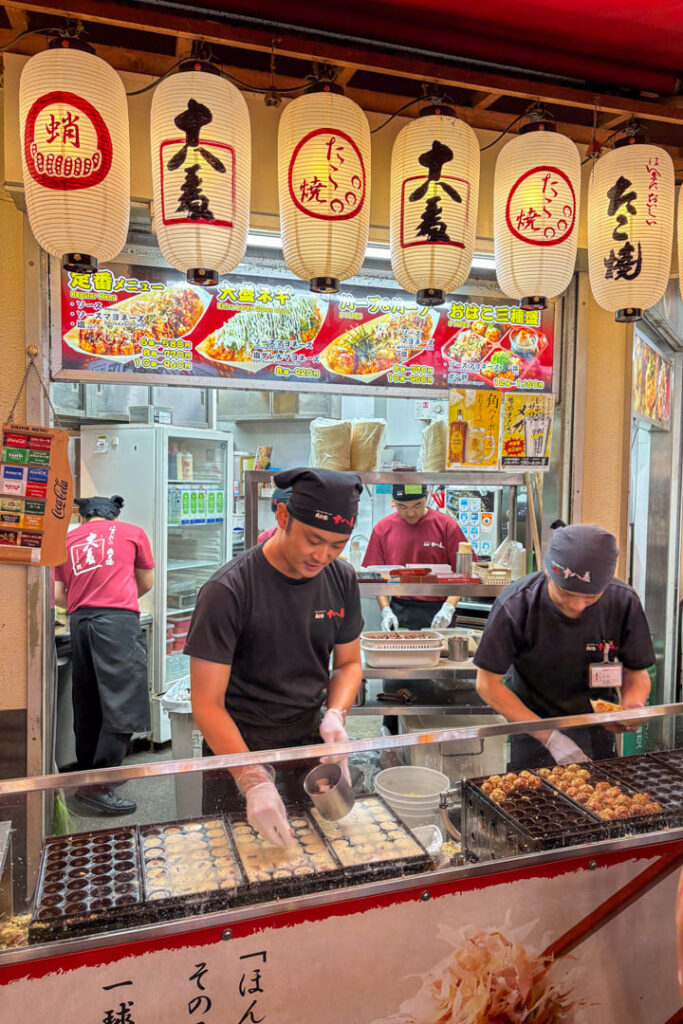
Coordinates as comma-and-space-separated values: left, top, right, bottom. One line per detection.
586, 640, 618, 655
314, 607, 346, 621
71, 531, 106, 575
423, 540, 444, 549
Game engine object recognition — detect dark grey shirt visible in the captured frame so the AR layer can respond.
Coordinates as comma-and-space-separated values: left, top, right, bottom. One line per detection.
473, 572, 654, 717
185, 545, 363, 730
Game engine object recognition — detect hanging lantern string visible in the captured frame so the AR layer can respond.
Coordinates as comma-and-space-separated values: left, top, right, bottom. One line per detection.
0, 25, 68, 52
6, 348, 58, 425
580, 119, 638, 165
479, 108, 535, 152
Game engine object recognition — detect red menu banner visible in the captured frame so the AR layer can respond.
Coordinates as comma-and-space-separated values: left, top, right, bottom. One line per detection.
59, 267, 555, 393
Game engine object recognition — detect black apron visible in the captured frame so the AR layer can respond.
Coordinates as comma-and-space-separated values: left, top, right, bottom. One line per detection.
202, 712, 323, 815
70, 607, 150, 734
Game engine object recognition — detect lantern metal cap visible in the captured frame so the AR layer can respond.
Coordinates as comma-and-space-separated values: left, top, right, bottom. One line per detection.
48, 35, 95, 55
63, 253, 97, 273
310, 277, 339, 294
187, 268, 219, 287
416, 288, 445, 307
615, 307, 642, 323
178, 59, 221, 77
520, 296, 548, 311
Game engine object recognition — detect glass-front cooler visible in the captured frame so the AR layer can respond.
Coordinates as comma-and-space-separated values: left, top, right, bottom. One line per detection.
80, 425, 233, 736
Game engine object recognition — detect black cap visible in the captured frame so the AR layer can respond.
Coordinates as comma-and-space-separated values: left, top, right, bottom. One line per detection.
546, 524, 618, 595
274, 467, 362, 535
392, 484, 428, 502
75, 495, 124, 521
271, 486, 292, 514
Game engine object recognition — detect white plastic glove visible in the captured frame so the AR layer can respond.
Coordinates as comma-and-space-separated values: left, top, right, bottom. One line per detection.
320, 707, 351, 783
245, 780, 295, 848
431, 602, 455, 629
544, 730, 590, 766
381, 606, 399, 631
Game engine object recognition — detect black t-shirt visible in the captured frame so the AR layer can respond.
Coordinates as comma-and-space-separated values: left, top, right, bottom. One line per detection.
473, 572, 654, 717
184, 545, 363, 730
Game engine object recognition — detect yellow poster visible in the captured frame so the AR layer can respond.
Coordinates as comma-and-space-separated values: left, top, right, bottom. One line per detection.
501, 394, 554, 469
447, 390, 501, 470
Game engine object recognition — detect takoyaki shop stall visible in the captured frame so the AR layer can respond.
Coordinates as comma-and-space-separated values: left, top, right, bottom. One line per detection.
1, 707, 682, 1024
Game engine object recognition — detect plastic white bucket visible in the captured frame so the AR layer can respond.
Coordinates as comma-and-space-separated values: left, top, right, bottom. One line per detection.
375, 766, 449, 828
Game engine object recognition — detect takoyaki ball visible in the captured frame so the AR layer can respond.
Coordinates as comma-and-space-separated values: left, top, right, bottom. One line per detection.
490, 788, 506, 803
614, 806, 631, 819
481, 781, 494, 794
595, 782, 611, 794
500, 779, 516, 793
488, 775, 502, 786
600, 808, 617, 820
503, 773, 518, 784
576, 770, 591, 782
527, 776, 543, 789
565, 785, 580, 798
644, 802, 662, 814
537, 768, 552, 778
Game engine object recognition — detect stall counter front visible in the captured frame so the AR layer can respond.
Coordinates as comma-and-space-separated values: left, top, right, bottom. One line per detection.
1, 708, 683, 1024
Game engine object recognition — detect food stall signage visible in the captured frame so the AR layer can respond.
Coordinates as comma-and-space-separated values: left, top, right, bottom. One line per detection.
399, 139, 469, 250
57, 266, 555, 395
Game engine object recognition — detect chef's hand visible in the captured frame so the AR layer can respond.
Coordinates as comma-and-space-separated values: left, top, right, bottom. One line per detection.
544, 730, 590, 765
245, 781, 295, 848
236, 766, 294, 848
612, 700, 645, 733
381, 606, 399, 631
320, 707, 351, 784
431, 602, 455, 629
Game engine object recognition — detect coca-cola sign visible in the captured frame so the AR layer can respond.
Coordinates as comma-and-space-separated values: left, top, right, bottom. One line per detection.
23, 90, 112, 191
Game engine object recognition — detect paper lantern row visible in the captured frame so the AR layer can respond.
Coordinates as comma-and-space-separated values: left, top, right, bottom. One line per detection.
17, 45, 679, 323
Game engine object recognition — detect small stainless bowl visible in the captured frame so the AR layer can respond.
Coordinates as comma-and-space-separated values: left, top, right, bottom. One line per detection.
304, 762, 355, 821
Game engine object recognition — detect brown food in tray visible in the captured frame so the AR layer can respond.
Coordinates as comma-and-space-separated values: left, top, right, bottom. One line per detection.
230, 815, 337, 882
538, 764, 662, 820
480, 771, 543, 804
311, 798, 424, 867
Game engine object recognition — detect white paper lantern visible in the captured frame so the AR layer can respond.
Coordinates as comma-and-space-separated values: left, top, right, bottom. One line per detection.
278, 88, 371, 292
588, 141, 674, 322
390, 109, 479, 306
150, 63, 251, 286
19, 41, 130, 272
494, 125, 580, 309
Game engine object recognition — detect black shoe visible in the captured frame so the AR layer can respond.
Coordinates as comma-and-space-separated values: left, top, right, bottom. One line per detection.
71, 786, 137, 816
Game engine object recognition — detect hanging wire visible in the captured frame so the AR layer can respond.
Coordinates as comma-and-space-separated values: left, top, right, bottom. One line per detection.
125, 55, 193, 96
479, 110, 529, 152
6, 350, 57, 424
0, 25, 70, 52
370, 96, 421, 134
580, 119, 636, 165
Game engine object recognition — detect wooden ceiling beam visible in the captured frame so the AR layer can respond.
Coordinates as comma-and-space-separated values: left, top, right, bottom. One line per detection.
3, 0, 683, 132
5, 4, 27, 32
470, 91, 501, 111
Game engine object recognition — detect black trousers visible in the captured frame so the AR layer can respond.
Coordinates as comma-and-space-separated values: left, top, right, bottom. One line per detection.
202, 716, 323, 816
508, 725, 617, 770
382, 598, 441, 735
70, 608, 147, 772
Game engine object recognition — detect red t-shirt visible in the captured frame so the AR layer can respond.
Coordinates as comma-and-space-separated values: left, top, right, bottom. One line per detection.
54, 519, 154, 614
257, 526, 277, 544
362, 509, 470, 601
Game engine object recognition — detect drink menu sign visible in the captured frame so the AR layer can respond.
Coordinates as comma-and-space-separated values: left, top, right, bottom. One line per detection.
0, 423, 73, 565
57, 265, 555, 395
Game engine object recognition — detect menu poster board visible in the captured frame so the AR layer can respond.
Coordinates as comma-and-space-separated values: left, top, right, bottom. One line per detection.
632, 334, 671, 429
58, 265, 555, 395
447, 390, 502, 470
0, 423, 73, 565
500, 394, 554, 469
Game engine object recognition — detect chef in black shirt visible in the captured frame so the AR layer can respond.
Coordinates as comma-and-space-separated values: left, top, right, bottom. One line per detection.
186, 467, 364, 847
474, 524, 654, 768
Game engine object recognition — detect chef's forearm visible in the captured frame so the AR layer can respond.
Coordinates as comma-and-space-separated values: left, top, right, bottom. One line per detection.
476, 667, 552, 745
377, 596, 390, 611
445, 596, 459, 607
328, 661, 363, 714
621, 668, 651, 707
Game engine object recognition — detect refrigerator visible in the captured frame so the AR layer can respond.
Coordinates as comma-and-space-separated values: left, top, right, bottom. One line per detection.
80, 424, 233, 741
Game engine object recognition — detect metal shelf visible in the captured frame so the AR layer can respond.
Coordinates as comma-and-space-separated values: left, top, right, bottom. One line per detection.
359, 582, 502, 597
167, 559, 220, 571
351, 703, 486, 716
362, 657, 476, 679
167, 605, 196, 615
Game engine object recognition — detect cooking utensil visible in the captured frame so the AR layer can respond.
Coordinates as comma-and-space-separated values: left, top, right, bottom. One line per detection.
447, 636, 469, 662
304, 762, 355, 821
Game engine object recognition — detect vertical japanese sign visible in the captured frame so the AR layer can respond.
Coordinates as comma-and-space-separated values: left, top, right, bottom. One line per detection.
0, 422, 73, 565
500, 394, 554, 469
505, 165, 576, 247
159, 98, 234, 228
400, 139, 468, 248
447, 390, 502, 469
